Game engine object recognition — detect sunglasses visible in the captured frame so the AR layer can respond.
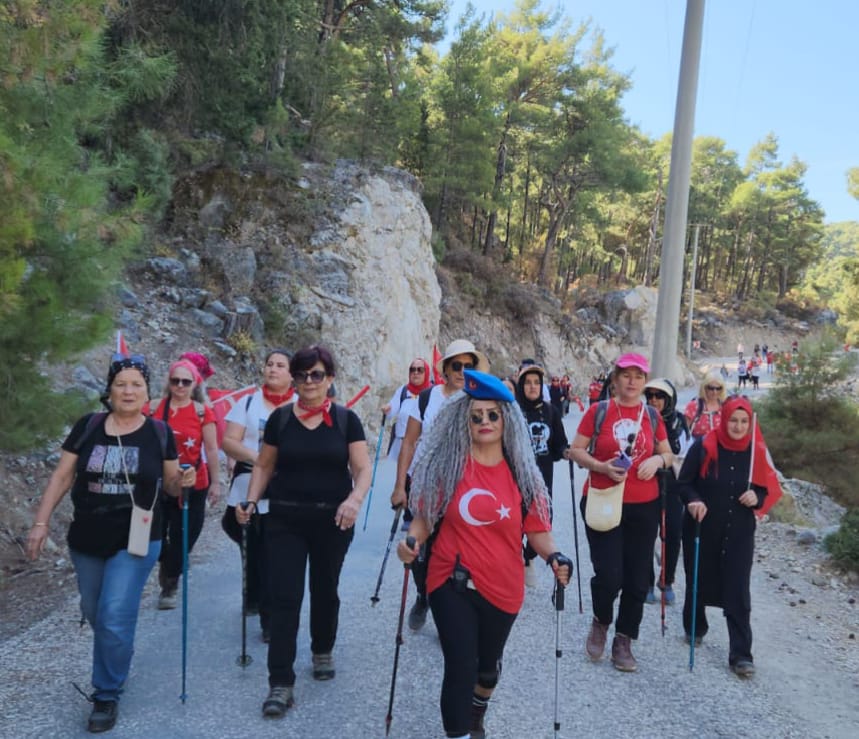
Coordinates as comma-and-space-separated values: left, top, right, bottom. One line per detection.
706, 385, 723, 391
645, 391, 667, 401
111, 352, 146, 365
293, 369, 327, 384
470, 409, 501, 425
170, 377, 194, 387
409, 366, 425, 373
449, 361, 475, 373
624, 433, 635, 457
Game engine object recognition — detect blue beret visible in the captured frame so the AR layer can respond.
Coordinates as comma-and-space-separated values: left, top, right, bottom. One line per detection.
463, 370, 514, 403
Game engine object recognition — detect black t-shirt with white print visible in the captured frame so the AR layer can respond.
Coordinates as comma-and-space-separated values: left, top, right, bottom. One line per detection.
63, 414, 177, 558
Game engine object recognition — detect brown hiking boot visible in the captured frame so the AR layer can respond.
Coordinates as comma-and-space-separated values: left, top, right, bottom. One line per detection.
611, 633, 638, 672
585, 618, 609, 661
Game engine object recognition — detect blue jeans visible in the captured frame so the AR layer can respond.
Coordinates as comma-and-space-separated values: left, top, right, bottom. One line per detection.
71, 541, 161, 701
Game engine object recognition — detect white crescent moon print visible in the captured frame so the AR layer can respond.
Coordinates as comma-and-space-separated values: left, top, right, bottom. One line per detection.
458, 488, 496, 526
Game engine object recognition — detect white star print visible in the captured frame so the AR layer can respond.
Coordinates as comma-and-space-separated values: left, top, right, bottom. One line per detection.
183, 437, 196, 451
497, 504, 511, 520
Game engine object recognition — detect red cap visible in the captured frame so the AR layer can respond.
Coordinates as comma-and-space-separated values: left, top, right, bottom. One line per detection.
615, 352, 650, 373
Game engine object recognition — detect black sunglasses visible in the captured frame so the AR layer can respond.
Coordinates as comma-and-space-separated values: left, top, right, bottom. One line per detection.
450, 361, 475, 373
624, 433, 635, 456
409, 366, 425, 373
706, 385, 723, 391
293, 369, 327, 384
170, 377, 194, 387
470, 409, 501, 425
645, 391, 667, 401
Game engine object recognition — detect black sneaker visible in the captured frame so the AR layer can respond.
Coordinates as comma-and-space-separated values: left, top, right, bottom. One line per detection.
262, 686, 294, 718
408, 596, 428, 631
87, 700, 118, 733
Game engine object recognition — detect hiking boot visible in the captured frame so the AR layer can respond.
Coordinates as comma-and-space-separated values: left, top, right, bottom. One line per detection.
585, 618, 609, 661
158, 579, 179, 610
524, 559, 538, 589
661, 585, 676, 604
312, 652, 335, 680
611, 634, 638, 672
87, 699, 118, 733
262, 686, 294, 718
731, 660, 755, 678
684, 633, 704, 646
645, 587, 657, 604
408, 595, 428, 631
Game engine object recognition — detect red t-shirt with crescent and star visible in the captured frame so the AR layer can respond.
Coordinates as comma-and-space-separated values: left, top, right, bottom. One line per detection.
426, 458, 550, 614
147, 399, 216, 491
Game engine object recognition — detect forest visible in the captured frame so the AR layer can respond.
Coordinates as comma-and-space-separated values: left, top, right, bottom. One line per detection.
2, 0, 858, 442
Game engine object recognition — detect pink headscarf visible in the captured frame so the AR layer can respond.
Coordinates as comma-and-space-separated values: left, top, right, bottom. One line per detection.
169, 359, 203, 386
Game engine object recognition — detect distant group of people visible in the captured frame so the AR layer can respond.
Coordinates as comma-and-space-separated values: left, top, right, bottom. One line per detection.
26, 337, 779, 736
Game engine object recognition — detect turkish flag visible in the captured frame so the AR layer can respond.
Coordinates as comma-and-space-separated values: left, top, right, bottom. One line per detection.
116, 330, 129, 356
432, 344, 443, 385
209, 385, 257, 445
751, 421, 784, 518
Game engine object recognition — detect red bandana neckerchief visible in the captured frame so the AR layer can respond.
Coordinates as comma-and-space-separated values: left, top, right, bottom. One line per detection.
297, 398, 333, 427
263, 386, 294, 407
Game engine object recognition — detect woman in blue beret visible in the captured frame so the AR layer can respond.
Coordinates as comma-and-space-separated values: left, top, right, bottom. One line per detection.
398, 370, 571, 739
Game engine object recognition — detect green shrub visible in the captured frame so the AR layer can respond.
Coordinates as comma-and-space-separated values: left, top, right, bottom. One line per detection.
756, 333, 859, 508
824, 509, 859, 572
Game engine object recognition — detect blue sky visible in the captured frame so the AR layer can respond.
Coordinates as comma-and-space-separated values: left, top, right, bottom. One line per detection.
443, 0, 858, 224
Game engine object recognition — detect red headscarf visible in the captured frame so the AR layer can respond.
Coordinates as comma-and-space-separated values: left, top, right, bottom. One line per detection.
699, 396, 765, 485
406, 358, 432, 395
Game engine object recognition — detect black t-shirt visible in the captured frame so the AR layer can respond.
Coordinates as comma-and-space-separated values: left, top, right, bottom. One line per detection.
262, 405, 365, 513
63, 414, 177, 557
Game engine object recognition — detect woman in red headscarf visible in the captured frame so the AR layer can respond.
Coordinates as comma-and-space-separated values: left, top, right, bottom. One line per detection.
676, 396, 767, 678
382, 357, 432, 460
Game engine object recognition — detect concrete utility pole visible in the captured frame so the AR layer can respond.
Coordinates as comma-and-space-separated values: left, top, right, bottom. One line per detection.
685, 223, 701, 357
651, 0, 705, 378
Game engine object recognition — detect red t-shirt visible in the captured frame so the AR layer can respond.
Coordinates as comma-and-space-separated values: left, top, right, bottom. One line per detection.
576, 401, 667, 504
148, 400, 216, 490
426, 459, 550, 614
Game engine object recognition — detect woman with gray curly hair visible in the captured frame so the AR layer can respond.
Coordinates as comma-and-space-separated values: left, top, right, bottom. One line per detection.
398, 370, 571, 739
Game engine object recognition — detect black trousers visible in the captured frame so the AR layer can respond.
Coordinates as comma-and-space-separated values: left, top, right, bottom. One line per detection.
582, 497, 659, 639
222, 506, 269, 626
650, 492, 683, 588
265, 512, 353, 687
159, 488, 207, 580
429, 581, 517, 737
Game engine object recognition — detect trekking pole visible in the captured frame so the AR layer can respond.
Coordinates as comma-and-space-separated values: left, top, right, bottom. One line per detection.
568, 460, 583, 613
689, 517, 702, 672
179, 468, 191, 703
553, 580, 565, 738
371, 506, 403, 605
362, 414, 387, 531
660, 474, 667, 638
236, 501, 253, 668
385, 535, 415, 737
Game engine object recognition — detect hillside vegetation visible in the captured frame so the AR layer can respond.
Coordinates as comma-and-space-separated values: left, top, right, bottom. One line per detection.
2, 1, 858, 451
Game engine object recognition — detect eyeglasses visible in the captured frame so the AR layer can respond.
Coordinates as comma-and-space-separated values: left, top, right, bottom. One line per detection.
706, 385, 723, 391
470, 409, 501, 425
293, 369, 327, 384
449, 361, 475, 373
645, 391, 667, 401
170, 377, 194, 387
409, 366, 425, 373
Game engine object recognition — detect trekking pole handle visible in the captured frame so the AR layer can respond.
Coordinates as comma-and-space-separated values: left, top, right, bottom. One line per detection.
404, 536, 416, 570
554, 581, 565, 611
